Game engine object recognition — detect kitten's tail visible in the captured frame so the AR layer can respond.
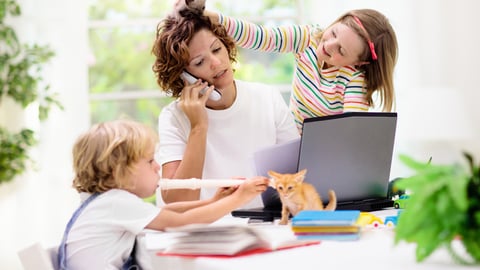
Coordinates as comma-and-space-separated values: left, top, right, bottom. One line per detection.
324, 189, 337, 210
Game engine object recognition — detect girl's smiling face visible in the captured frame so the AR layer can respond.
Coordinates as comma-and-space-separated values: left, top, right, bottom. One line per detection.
316, 22, 366, 68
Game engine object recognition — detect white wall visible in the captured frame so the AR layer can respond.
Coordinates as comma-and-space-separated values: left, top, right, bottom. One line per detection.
306, 0, 480, 176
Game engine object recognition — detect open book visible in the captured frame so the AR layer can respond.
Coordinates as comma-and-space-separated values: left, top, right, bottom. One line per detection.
155, 224, 320, 257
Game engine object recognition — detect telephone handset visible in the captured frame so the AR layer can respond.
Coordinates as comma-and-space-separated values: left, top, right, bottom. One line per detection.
180, 71, 222, 101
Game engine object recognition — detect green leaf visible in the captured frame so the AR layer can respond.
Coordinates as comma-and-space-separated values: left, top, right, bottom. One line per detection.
394, 154, 480, 264
463, 235, 480, 262
0, 0, 61, 183
412, 223, 444, 261
0, 127, 37, 183
446, 173, 469, 211
398, 154, 431, 171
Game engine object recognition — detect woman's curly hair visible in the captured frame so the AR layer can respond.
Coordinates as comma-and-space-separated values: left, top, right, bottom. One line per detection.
152, 10, 237, 98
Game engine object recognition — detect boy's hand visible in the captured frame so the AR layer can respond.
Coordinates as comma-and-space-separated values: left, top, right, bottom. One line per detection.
235, 176, 269, 201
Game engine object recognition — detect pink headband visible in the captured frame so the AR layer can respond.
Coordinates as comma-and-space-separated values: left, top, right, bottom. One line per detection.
352, 16, 378, 61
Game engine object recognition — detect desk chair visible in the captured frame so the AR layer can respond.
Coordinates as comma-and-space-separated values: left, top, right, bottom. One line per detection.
18, 242, 58, 270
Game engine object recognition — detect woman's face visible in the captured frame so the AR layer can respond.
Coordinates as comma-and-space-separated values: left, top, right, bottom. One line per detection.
185, 29, 234, 94
316, 22, 366, 68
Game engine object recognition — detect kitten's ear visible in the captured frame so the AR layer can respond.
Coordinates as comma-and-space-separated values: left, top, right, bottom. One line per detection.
295, 169, 307, 183
268, 178, 276, 188
267, 171, 278, 188
268, 170, 279, 178
295, 175, 305, 183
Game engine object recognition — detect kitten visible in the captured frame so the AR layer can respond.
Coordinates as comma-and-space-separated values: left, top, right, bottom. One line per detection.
268, 169, 337, 225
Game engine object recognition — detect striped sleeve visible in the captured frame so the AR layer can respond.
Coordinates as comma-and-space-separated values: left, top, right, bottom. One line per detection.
342, 68, 369, 112
219, 13, 311, 54
290, 63, 368, 130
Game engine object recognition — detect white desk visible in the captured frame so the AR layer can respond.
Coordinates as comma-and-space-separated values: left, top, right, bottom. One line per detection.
138, 209, 474, 270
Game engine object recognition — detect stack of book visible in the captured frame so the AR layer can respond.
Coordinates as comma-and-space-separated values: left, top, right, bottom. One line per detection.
291, 210, 361, 241
155, 224, 320, 258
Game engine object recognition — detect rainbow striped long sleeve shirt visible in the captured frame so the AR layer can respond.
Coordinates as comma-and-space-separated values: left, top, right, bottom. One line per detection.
219, 14, 369, 131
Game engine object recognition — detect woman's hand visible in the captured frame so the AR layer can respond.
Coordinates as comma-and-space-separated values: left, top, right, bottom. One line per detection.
178, 80, 213, 129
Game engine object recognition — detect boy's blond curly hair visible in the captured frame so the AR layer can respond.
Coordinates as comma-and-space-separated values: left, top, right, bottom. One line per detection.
72, 119, 158, 193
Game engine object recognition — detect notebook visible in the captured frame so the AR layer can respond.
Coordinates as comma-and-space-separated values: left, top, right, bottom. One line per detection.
232, 112, 397, 221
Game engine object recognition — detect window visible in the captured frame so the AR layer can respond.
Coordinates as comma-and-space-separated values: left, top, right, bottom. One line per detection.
88, 0, 304, 127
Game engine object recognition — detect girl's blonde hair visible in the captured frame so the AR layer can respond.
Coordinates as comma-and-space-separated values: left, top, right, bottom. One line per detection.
314, 9, 398, 111
72, 120, 158, 193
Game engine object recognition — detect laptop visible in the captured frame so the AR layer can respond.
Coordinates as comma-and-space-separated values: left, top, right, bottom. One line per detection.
232, 112, 397, 221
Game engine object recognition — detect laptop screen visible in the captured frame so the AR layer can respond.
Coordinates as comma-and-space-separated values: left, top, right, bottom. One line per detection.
298, 112, 397, 203
233, 112, 398, 218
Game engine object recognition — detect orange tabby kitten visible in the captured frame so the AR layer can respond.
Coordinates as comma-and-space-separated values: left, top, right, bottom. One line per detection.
268, 169, 337, 225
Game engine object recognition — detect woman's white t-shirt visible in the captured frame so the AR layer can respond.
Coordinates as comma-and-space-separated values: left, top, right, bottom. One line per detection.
157, 80, 300, 208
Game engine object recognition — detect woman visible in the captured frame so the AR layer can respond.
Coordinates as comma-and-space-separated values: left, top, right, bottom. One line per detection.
151, 9, 299, 207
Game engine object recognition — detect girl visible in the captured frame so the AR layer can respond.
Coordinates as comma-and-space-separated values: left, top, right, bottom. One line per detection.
177, 1, 398, 131
58, 119, 269, 269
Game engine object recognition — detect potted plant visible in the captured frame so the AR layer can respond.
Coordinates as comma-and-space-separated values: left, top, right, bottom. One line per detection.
0, 0, 62, 184
394, 153, 480, 265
